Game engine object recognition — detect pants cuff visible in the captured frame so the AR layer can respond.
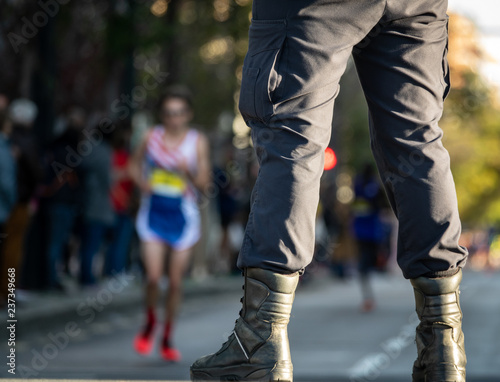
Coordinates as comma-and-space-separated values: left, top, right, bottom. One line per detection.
423, 267, 461, 279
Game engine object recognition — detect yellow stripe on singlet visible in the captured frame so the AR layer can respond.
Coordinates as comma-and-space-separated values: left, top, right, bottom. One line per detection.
151, 168, 186, 195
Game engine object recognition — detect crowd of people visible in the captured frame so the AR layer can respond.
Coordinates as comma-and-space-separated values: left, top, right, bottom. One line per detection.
0, 87, 399, 363
0, 96, 137, 295
0, 88, 244, 292
0, 90, 397, 301
0, 87, 250, 361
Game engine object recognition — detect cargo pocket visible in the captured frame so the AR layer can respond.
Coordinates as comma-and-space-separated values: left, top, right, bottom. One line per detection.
238, 19, 287, 123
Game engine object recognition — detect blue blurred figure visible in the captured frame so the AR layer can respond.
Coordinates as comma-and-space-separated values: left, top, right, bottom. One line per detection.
352, 163, 385, 312
0, 111, 17, 304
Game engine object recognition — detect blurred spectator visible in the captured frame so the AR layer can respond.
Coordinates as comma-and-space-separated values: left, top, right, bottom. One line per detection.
2, 99, 41, 292
53, 106, 86, 138
352, 164, 385, 312
0, 111, 17, 303
330, 200, 356, 279
0, 112, 15, 220
40, 108, 86, 289
103, 127, 135, 276
214, 151, 240, 273
78, 123, 114, 286
0, 94, 9, 112
319, 175, 348, 279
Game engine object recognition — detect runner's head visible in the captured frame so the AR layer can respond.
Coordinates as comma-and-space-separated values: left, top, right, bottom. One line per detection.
159, 85, 193, 131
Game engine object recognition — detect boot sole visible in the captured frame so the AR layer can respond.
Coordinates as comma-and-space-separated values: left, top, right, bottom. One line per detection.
413, 365, 465, 382
190, 363, 292, 382
190, 373, 292, 382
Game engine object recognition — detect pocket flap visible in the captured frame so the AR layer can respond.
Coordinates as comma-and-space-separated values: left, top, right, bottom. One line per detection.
248, 19, 287, 56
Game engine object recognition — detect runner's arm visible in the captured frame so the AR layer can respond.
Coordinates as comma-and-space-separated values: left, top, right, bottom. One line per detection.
128, 130, 152, 193
186, 133, 211, 192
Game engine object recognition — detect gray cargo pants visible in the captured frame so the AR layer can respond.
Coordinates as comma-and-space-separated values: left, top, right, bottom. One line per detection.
237, 0, 468, 279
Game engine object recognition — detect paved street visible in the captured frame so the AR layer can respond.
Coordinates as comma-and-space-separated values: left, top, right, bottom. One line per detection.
3, 269, 500, 381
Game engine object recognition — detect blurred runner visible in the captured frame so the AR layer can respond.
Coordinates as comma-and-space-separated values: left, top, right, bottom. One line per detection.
129, 86, 210, 362
352, 164, 385, 312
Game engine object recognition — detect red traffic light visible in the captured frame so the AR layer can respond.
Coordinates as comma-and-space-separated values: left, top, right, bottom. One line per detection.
324, 147, 337, 170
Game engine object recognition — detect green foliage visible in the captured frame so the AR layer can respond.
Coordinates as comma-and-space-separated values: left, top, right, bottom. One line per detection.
331, 65, 500, 228
334, 62, 375, 173
3, 1, 499, 228
0, 0, 253, 128
442, 72, 500, 227
170, 0, 252, 128
126, 0, 252, 128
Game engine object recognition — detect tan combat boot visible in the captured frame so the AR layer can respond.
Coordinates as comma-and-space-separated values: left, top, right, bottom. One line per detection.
190, 267, 299, 382
411, 269, 466, 382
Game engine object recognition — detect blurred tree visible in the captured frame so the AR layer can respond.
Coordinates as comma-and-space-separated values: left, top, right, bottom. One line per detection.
442, 72, 500, 227
1, 3, 499, 229
334, 60, 372, 173
0, 0, 252, 137
441, 13, 500, 227
324, 13, 500, 229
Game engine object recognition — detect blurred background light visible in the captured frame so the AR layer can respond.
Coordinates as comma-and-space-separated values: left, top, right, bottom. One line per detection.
150, 0, 169, 17
324, 147, 337, 171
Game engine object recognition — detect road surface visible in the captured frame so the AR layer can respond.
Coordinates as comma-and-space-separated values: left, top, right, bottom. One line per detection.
4, 269, 500, 381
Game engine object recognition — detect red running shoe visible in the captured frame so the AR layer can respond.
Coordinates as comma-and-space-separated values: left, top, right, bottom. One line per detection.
134, 308, 156, 355
134, 332, 155, 355
161, 345, 181, 362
